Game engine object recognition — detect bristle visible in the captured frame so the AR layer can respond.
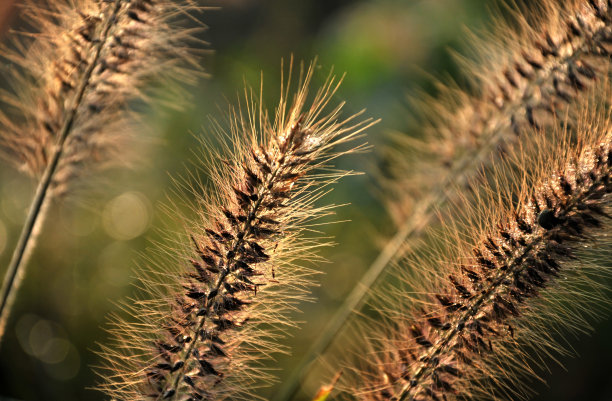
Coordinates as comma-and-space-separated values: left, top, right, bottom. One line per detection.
96, 62, 375, 400
349, 101, 612, 400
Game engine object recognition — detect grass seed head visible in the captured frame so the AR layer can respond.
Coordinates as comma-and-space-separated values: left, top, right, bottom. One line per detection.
348, 98, 612, 401
385, 0, 612, 225
96, 60, 375, 401
0, 0, 201, 195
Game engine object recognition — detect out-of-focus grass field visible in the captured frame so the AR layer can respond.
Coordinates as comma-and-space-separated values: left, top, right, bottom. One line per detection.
0, 1, 610, 400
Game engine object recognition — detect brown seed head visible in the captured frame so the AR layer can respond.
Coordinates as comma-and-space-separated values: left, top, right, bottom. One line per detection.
96, 61, 375, 400
0, 0, 200, 194
386, 0, 612, 224
349, 101, 612, 401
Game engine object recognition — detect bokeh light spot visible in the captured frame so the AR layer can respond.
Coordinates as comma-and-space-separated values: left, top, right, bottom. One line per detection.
43, 342, 80, 381
28, 319, 53, 358
15, 314, 39, 355
102, 191, 151, 240
39, 337, 71, 364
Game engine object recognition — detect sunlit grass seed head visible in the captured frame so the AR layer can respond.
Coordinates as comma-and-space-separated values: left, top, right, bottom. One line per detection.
385, 0, 612, 225
96, 60, 376, 401
0, 0, 202, 344
0, 0, 200, 195
348, 98, 612, 401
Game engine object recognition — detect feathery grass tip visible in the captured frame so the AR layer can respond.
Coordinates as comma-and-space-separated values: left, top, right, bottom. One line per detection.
96, 61, 376, 401
276, 3, 612, 398
349, 102, 612, 401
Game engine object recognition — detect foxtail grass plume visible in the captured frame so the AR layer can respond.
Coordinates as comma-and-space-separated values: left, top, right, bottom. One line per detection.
0, 0, 199, 189
275, 3, 612, 398
388, 0, 612, 221
347, 102, 612, 400
0, 0, 200, 340
96, 62, 375, 401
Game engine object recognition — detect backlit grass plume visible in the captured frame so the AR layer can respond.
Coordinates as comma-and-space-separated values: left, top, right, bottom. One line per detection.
0, 0, 199, 340
388, 0, 612, 222
96, 62, 374, 401
276, 2, 612, 397
0, 0, 198, 188
347, 103, 612, 400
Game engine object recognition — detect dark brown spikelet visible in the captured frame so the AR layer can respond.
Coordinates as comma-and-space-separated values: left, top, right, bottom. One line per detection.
0, 0, 199, 193
96, 62, 375, 400
350, 105, 612, 400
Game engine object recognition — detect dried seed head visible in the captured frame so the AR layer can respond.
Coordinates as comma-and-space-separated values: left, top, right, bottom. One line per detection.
0, 0, 201, 195
385, 0, 612, 225
96, 60, 375, 400
348, 100, 612, 400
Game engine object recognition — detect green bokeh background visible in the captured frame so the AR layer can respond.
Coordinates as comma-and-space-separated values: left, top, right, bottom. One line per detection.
0, 0, 610, 400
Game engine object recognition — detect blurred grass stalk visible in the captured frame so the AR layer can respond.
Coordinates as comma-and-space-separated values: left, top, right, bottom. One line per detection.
0, 0, 200, 343
0, 1, 124, 342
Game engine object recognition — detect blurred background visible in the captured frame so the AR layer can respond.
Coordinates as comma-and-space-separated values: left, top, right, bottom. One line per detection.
0, 0, 611, 400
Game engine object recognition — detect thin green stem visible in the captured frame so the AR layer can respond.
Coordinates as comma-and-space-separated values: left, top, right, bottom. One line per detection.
0, 0, 122, 343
